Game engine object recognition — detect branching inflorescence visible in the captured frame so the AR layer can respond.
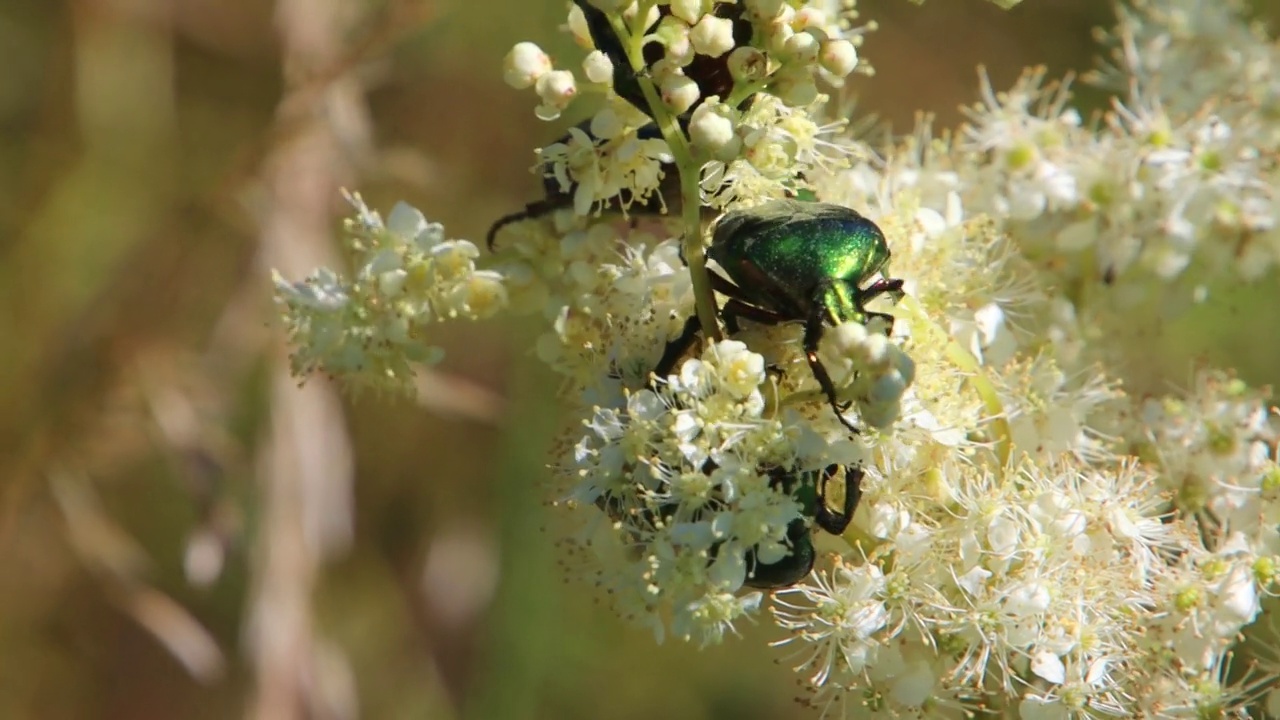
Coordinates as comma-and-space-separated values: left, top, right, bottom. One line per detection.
274, 0, 1280, 717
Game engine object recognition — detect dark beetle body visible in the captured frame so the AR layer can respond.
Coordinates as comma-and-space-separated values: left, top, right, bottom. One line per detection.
746, 464, 863, 588
595, 461, 864, 589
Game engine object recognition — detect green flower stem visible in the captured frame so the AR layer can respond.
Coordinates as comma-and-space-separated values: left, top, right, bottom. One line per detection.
608, 12, 723, 343
724, 80, 768, 109
840, 523, 880, 555
899, 296, 1012, 469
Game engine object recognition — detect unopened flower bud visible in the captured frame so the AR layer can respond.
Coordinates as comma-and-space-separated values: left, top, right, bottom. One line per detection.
791, 7, 827, 31
655, 16, 694, 65
829, 322, 869, 356
819, 39, 859, 77
536, 70, 578, 109
782, 29, 821, 63
764, 17, 795, 55
669, 0, 708, 25
690, 15, 736, 58
744, 0, 785, 19
624, 2, 661, 34
583, 50, 614, 84
689, 100, 741, 159
661, 74, 701, 114
567, 5, 592, 47
503, 42, 552, 89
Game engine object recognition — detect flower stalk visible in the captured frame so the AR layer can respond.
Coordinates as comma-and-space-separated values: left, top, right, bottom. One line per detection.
605, 10, 723, 343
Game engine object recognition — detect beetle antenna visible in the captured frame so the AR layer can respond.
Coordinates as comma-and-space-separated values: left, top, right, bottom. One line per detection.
486, 199, 567, 251
485, 209, 535, 251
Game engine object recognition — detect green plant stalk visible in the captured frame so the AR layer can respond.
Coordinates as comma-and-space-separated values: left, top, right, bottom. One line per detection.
899, 295, 1012, 469
608, 11, 723, 343
724, 79, 768, 109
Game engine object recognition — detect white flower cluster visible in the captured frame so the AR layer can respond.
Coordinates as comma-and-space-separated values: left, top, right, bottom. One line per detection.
906, 0, 1280, 300
504, 0, 865, 119
495, 0, 887, 224
274, 0, 1280, 717
273, 193, 507, 392
569, 339, 816, 644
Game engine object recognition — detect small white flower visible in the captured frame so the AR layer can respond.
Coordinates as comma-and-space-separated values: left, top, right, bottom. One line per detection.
1031, 649, 1066, 684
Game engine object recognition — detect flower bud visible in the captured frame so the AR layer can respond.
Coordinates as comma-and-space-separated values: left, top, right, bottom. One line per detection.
624, 2, 661, 34
661, 74, 701, 114
583, 50, 614, 84
829, 322, 869, 356
567, 5, 592, 47
689, 100, 741, 160
782, 29, 821, 63
791, 7, 827, 31
669, 0, 707, 25
819, 39, 859, 77
744, 0, 785, 19
655, 15, 694, 65
503, 42, 552, 89
536, 70, 578, 109
533, 70, 578, 120
764, 17, 794, 55
690, 15, 736, 58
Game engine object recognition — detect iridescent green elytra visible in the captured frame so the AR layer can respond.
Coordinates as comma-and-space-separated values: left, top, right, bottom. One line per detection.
656, 199, 904, 433
710, 199, 894, 326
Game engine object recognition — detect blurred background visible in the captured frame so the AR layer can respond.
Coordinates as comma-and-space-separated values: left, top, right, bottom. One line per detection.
1, 1, 1276, 719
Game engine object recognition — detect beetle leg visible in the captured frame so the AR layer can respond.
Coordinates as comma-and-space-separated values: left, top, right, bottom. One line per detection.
863, 310, 897, 336
856, 278, 904, 336
813, 465, 864, 535
711, 272, 790, 334
858, 277, 905, 303
721, 297, 786, 332
803, 312, 860, 434
707, 269, 748, 299
653, 315, 702, 380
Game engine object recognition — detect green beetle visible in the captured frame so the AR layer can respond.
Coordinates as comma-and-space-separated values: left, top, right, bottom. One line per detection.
595, 462, 864, 589
657, 199, 904, 433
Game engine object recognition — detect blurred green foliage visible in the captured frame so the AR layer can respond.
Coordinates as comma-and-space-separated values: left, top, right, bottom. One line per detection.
21, 1, 1280, 719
